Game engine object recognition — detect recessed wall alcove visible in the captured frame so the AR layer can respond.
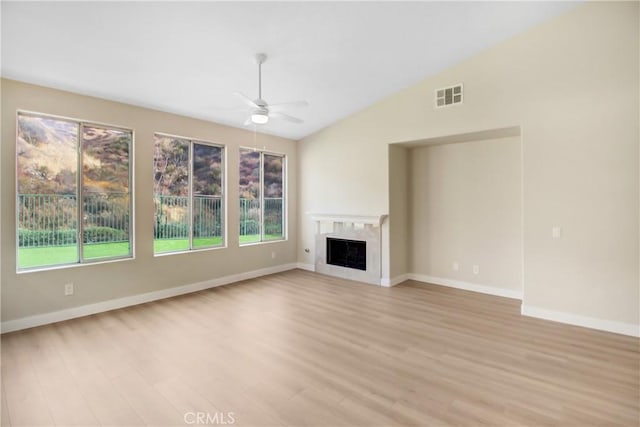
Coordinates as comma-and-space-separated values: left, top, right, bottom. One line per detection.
388, 126, 524, 298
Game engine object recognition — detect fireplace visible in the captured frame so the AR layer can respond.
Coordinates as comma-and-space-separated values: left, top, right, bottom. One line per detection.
310, 213, 387, 286
327, 238, 366, 271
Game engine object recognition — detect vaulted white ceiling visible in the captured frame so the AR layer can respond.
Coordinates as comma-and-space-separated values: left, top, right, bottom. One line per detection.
1, 1, 577, 140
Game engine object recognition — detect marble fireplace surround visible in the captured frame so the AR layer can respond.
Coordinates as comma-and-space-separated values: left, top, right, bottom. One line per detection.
311, 214, 387, 286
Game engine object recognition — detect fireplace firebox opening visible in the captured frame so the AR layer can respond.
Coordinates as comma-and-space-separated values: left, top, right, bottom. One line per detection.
327, 238, 366, 271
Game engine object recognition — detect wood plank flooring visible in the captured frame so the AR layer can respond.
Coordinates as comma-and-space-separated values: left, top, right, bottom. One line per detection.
2, 269, 638, 426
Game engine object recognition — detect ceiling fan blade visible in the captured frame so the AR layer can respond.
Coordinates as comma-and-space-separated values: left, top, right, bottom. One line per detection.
233, 92, 259, 109
243, 117, 253, 126
207, 107, 251, 113
268, 100, 309, 112
271, 112, 304, 124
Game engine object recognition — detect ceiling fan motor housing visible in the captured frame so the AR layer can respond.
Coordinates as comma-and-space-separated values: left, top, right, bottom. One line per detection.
234, 53, 307, 126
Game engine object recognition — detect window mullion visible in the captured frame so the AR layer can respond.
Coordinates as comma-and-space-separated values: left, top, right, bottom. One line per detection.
128, 131, 133, 258
188, 141, 194, 250
77, 123, 84, 264
260, 151, 265, 242
221, 147, 226, 247
282, 155, 286, 240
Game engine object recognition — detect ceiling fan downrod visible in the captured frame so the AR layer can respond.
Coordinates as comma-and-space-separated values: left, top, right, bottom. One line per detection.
256, 53, 267, 103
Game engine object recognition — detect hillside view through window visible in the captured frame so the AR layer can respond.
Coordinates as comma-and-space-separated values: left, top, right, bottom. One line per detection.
239, 148, 285, 244
153, 134, 224, 253
17, 113, 132, 270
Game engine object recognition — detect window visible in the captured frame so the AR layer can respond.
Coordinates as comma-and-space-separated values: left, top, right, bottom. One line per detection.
239, 148, 285, 244
16, 112, 133, 270
153, 134, 224, 254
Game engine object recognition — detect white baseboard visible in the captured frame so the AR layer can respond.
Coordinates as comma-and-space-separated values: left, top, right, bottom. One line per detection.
1, 263, 298, 334
521, 304, 640, 337
296, 263, 316, 272
7, 265, 636, 339
408, 274, 523, 300
381, 274, 409, 287
405, 274, 637, 337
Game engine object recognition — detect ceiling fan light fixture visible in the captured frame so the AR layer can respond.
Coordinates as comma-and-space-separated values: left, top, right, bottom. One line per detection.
232, 53, 307, 127
251, 111, 269, 124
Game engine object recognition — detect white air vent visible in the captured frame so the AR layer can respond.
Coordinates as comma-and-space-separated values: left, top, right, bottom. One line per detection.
435, 84, 463, 108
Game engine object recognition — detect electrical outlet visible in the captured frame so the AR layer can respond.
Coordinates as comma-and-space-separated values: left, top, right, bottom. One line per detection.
552, 226, 562, 239
473, 265, 480, 275
452, 262, 459, 271
64, 282, 74, 296
271, 251, 276, 259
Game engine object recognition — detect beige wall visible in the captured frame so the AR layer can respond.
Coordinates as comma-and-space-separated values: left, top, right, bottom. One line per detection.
1, 79, 297, 322
388, 145, 410, 279
298, 2, 639, 328
408, 137, 522, 292
296, 115, 391, 274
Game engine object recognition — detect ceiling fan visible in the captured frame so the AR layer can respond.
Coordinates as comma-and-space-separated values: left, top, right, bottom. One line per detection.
233, 53, 308, 126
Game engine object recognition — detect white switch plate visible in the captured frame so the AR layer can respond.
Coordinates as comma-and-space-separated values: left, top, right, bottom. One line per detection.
473, 265, 480, 275
452, 262, 459, 271
552, 226, 562, 239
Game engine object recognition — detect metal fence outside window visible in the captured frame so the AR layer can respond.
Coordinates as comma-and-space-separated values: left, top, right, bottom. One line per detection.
154, 195, 224, 240
17, 193, 130, 248
18, 193, 283, 248
239, 198, 283, 237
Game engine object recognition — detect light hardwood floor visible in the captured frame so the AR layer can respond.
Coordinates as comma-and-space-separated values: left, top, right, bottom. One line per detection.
1, 269, 638, 426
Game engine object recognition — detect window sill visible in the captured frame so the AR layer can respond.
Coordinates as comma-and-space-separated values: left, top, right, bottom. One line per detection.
239, 238, 287, 247
17, 255, 135, 275
153, 244, 227, 257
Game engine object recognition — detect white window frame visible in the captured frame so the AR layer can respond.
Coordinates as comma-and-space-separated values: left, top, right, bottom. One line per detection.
153, 132, 226, 256
239, 147, 287, 246
16, 110, 135, 272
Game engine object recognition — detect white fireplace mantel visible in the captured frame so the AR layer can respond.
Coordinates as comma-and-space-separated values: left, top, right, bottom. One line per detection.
308, 213, 388, 226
